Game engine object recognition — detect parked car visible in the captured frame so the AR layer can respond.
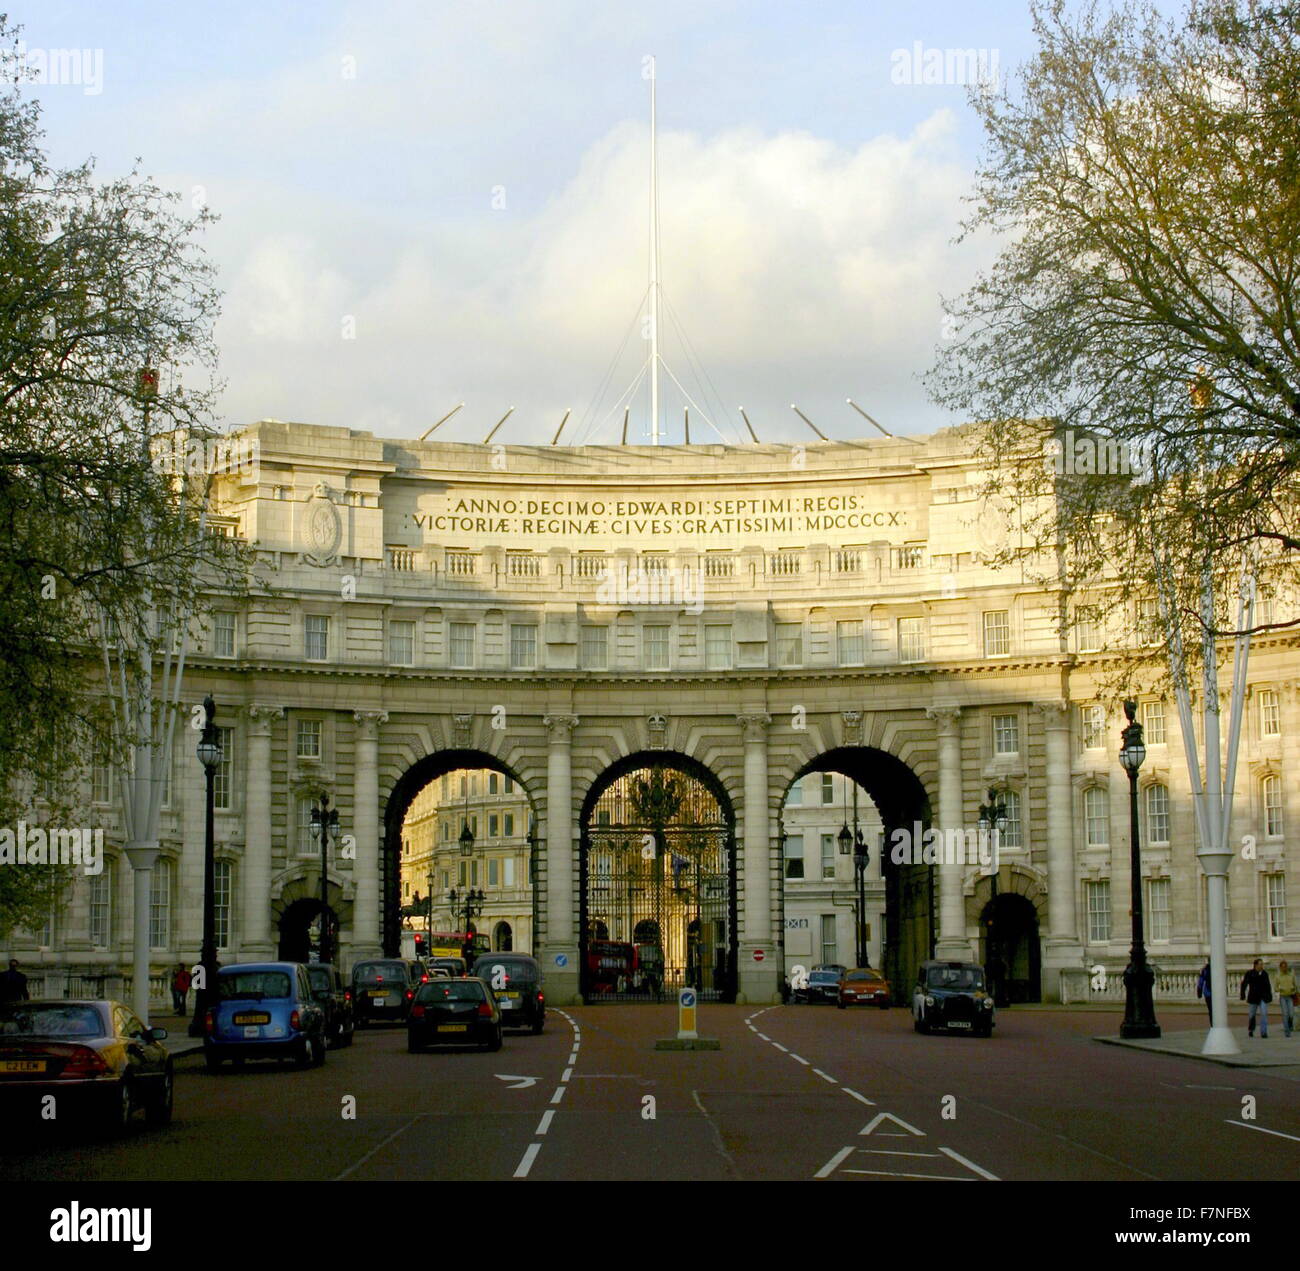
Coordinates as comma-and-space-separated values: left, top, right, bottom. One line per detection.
306, 962, 355, 1048
351, 959, 418, 1026
205, 962, 328, 1069
912, 960, 995, 1036
0, 999, 172, 1132
838, 967, 892, 1009
470, 953, 545, 1033
407, 978, 502, 1052
799, 968, 844, 1004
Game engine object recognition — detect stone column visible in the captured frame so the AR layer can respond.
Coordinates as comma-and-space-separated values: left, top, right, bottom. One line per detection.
241, 705, 278, 959
351, 711, 388, 959
737, 712, 775, 1003
1034, 700, 1081, 1000
928, 706, 972, 960
542, 714, 579, 1003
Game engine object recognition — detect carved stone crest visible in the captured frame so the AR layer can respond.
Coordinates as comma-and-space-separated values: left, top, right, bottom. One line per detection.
303, 482, 342, 567
647, 714, 668, 749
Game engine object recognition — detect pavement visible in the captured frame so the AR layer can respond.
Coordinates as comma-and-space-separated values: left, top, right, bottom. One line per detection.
149, 1011, 205, 1058
1098, 1025, 1300, 1069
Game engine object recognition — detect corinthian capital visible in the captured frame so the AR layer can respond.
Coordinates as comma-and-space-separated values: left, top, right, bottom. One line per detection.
544, 714, 579, 740
246, 704, 281, 736
353, 710, 389, 739
737, 712, 771, 742
926, 706, 962, 733
1030, 700, 1071, 728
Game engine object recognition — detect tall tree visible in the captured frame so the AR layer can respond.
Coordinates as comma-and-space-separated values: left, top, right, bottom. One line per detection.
0, 18, 248, 938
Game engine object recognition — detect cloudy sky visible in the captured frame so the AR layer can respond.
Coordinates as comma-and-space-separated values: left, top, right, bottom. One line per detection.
21, 1, 1061, 445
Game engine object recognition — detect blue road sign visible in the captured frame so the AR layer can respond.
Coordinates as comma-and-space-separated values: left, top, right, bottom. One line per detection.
555, 953, 568, 968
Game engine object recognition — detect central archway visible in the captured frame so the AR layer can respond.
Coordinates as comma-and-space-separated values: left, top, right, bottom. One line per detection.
579, 751, 737, 1003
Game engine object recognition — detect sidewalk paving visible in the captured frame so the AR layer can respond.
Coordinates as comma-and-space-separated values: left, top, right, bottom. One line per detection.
1096, 1026, 1300, 1068
148, 1011, 205, 1059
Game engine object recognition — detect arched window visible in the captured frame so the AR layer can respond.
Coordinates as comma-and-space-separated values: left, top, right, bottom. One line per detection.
493, 921, 513, 952
1083, 787, 1109, 847
1144, 784, 1170, 844
1263, 775, 1283, 837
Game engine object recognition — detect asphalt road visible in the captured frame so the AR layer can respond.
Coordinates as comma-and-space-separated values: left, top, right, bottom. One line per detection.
4, 1005, 1298, 1183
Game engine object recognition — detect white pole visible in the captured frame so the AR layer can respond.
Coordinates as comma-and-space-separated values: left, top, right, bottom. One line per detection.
649, 54, 660, 446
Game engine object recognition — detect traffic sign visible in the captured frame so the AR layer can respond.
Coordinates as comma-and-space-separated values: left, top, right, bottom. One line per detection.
752, 949, 765, 962
677, 986, 698, 1040
554, 953, 568, 968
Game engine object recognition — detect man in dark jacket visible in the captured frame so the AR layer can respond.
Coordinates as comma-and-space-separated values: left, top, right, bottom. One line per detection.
1241, 958, 1272, 1038
0, 959, 29, 1002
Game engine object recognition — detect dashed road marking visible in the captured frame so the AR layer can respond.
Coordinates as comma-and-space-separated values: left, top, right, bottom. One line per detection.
772, 1043, 788, 1052
842, 1088, 876, 1106
790, 1054, 809, 1065
843, 1168, 970, 1180
812, 1069, 837, 1083
550, 1085, 567, 1105
814, 1146, 854, 1179
561, 1067, 573, 1082
513, 1143, 542, 1178
1226, 1120, 1300, 1143
536, 1110, 554, 1136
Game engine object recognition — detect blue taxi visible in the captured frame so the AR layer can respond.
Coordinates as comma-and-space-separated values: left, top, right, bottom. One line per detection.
203, 962, 327, 1071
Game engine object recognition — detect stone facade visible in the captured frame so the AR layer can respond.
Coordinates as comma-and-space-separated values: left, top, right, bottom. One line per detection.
13, 420, 1297, 1006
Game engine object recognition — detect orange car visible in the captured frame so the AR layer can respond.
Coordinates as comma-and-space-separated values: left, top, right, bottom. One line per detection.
837, 967, 891, 1009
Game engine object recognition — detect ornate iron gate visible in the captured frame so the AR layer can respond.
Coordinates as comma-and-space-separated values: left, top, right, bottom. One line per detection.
581, 765, 735, 1002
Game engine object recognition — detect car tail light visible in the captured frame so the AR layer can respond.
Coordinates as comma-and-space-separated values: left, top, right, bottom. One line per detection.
537, 993, 544, 1003
477, 1001, 492, 1017
290, 1010, 300, 1030
405, 989, 414, 1000
411, 1004, 425, 1019
344, 990, 352, 1001
421, 974, 429, 983
60, 1046, 109, 1077
204, 1009, 215, 1035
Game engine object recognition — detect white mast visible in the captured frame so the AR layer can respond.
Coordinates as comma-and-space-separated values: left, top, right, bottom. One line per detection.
649, 55, 660, 445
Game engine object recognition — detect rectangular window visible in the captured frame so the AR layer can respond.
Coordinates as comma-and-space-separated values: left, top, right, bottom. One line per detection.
983, 610, 1010, 656
449, 622, 475, 668
1086, 880, 1111, 943
504, 812, 515, 837
305, 614, 329, 661
471, 860, 478, 886
1080, 704, 1106, 750
775, 622, 803, 667
92, 759, 111, 806
820, 914, 837, 965
1136, 597, 1161, 645
214, 726, 235, 811
1001, 790, 1023, 849
1258, 689, 1280, 738
214, 859, 232, 948
510, 623, 537, 669
821, 834, 835, 880
1084, 787, 1109, 847
504, 857, 515, 886
296, 719, 321, 759
1263, 776, 1283, 837
89, 868, 111, 948
389, 620, 415, 665
898, 617, 926, 663
489, 773, 499, 794
1145, 784, 1170, 843
784, 834, 804, 880
836, 620, 864, 665
297, 797, 314, 854
488, 858, 499, 887
1142, 699, 1166, 745
580, 625, 608, 670
1146, 878, 1171, 942
704, 625, 732, 670
459, 861, 467, 886
213, 610, 236, 657
504, 776, 513, 794
644, 625, 670, 670
992, 713, 1019, 755
489, 814, 499, 838
785, 779, 803, 807
822, 773, 835, 805
1075, 605, 1101, 653
149, 858, 171, 948
1266, 873, 1286, 938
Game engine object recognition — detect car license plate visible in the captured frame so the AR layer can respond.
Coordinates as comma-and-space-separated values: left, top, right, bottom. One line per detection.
233, 1012, 270, 1025
0, 1059, 46, 1073
368, 990, 389, 1000
437, 1024, 468, 1033
243, 1026, 260, 1038
500, 991, 519, 998
948, 1020, 972, 1029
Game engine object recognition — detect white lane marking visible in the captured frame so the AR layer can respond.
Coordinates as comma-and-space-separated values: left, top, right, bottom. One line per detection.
513, 1143, 542, 1178
536, 1110, 554, 1136
790, 1054, 810, 1065
842, 1088, 876, 1106
814, 1146, 855, 1179
1226, 1120, 1300, 1143
858, 1148, 942, 1157
844, 1168, 970, 1180
561, 1067, 573, 1082
939, 1146, 1000, 1180
756, 1033, 770, 1041
550, 1085, 566, 1105
772, 1043, 788, 1052
860, 1111, 925, 1137
812, 1069, 837, 1083
568, 1052, 580, 1065
335, 1114, 426, 1180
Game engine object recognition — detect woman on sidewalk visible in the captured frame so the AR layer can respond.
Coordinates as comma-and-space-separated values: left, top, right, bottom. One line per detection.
1196, 960, 1212, 1023
171, 962, 192, 1016
1275, 960, 1297, 1039
1240, 958, 1272, 1038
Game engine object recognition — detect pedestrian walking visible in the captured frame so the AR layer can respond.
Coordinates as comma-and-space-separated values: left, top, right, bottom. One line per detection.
0, 959, 28, 1002
1276, 960, 1297, 1039
171, 962, 192, 1016
1240, 958, 1272, 1038
1196, 960, 1212, 1023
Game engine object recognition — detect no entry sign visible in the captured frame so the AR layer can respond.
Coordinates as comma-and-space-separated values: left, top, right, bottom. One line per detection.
752, 949, 765, 962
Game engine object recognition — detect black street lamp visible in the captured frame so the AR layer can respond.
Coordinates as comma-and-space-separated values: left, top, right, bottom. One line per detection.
448, 886, 484, 958
309, 792, 339, 965
978, 787, 1008, 1007
1119, 700, 1161, 1038
190, 696, 222, 1037
836, 784, 871, 968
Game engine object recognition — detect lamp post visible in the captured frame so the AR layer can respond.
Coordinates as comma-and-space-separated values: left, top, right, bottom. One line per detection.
426, 864, 436, 959
190, 696, 221, 1037
978, 787, 1008, 1007
836, 784, 871, 968
1119, 700, 1161, 1039
448, 886, 485, 957
309, 792, 339, 965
